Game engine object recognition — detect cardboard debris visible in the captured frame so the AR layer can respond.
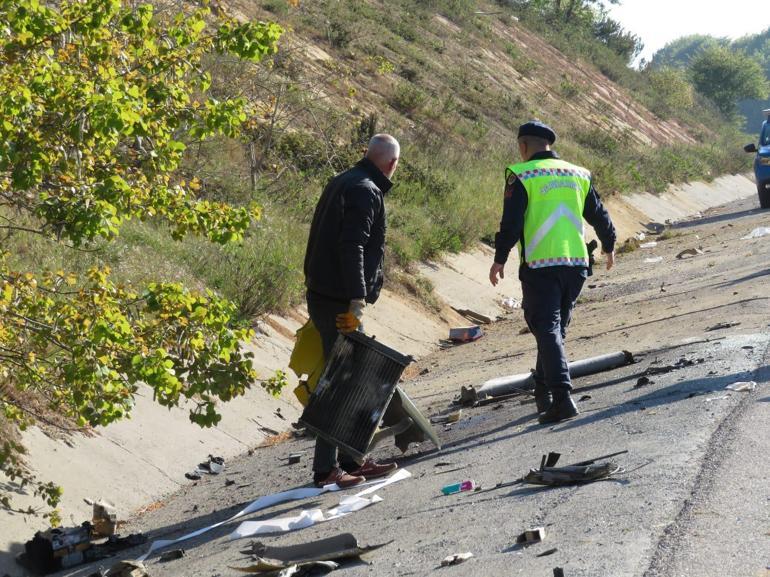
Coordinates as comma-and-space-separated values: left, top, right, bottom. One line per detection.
449, 326, 483, 343
87, 499, 119, 538
452, 308, 492, 325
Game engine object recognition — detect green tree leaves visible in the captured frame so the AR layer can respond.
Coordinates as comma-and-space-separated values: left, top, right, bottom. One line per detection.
689, 46, 769, 117
0, 0, 282, 518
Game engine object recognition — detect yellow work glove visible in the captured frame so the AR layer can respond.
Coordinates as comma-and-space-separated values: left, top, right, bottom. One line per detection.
335, 299, 365, 333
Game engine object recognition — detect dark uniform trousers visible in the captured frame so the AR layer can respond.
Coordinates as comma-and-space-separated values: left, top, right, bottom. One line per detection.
519, 265, 587, 394
305, 290, 360, 475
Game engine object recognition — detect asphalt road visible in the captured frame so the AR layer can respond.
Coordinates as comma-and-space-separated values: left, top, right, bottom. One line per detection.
55, 196, 770, 577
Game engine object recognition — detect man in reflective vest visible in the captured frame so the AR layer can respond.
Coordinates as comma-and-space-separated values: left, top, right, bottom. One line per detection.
489, 121, 616, 424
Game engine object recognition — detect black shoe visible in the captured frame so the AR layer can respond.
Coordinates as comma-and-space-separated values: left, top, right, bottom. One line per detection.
538, 394, 578, 424
534, 392, 552, 413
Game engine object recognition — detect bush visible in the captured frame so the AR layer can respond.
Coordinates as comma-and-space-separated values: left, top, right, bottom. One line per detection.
388, 81, 427, 115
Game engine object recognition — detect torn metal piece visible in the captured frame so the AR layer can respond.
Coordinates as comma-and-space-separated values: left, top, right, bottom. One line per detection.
706, 321, 741, 332
523, 462, 618, 486
553, 568, 565, 577
515, 527, 545, 546
441, 552, 473, 566
537, 548, 558, 557
242, 533, 389, 566
288, 453, 303, 465
231, 560, 339, 576
676, 247, 703, 259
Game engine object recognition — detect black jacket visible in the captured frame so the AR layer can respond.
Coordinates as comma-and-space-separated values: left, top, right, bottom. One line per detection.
494, 151, 616, 266
304, 158, 391, 304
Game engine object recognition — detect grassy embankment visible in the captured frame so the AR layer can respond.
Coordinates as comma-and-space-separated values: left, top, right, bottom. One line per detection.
8, 0, 751, 325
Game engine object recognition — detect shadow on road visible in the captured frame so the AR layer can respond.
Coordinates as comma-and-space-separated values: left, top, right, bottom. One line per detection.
556, 364, 770, 433
670, 206, 761, 229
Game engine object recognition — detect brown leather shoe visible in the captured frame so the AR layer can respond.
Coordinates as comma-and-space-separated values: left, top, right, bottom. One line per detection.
313, 467, 365, 489
346, 459, 397, 480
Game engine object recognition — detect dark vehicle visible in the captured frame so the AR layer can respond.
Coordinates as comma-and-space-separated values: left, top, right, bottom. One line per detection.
744, 109, 770, 209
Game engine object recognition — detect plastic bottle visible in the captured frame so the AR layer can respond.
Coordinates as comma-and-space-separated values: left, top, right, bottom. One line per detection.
441, 480, 476, 495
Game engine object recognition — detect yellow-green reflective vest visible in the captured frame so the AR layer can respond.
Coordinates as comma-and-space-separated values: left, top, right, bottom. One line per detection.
506, 158, 591, 269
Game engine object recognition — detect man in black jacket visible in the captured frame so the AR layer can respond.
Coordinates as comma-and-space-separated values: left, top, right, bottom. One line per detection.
304, 134, 400, 488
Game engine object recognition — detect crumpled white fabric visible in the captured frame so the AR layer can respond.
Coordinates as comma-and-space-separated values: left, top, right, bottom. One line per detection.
228, 468, 412, 540
136, 469, 410, 560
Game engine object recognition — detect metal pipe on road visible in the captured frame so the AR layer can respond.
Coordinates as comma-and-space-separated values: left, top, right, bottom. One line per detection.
476, 350, 634, 399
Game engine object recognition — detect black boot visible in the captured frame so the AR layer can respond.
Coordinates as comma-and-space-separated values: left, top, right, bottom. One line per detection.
533, 377, 551, 413
538, 391, 578, 424
534, 390, 552, 413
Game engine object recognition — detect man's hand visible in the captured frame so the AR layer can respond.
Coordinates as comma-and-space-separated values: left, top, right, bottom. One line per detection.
489, 262, 505, 286
336, 299, 365, 333
604, 251, 615, 271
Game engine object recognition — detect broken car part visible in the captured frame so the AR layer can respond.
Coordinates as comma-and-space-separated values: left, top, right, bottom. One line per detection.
241, 533, 390, 566
300, 332, 439, 460
472, 351, 634, 400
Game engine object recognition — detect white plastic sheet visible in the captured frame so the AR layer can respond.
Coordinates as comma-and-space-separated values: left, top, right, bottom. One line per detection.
229, 468, 412, 540
741, 227, 770, 240
136, 469, 410, 561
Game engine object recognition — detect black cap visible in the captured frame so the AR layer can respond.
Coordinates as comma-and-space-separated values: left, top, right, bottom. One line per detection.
517, 120, 556, 144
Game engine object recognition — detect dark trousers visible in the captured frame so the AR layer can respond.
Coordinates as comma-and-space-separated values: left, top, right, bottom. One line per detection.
519, 266, 586, 395
305, 291, 360, 475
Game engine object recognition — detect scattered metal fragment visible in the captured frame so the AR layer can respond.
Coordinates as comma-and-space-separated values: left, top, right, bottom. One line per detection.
225, 479, 236, 487
634, 376, 654, 388
578, 394, 592, 402
441, 552, 473, 567
515, 527, 545, 546
643, 357, 700, 376
537, 548, 558, 557
241, 533, 390, 566
232, 561, 339, 576
159, 549, 185, 562
676, 247, 703, 259
288, 453, 303, 465
553, 568, 565, 577
522, 451, 624, 486
430, 410, 462, 424
706, 321, 741, 332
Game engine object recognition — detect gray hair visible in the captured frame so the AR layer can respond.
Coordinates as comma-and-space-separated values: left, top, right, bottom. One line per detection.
366, 133, 400, 163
